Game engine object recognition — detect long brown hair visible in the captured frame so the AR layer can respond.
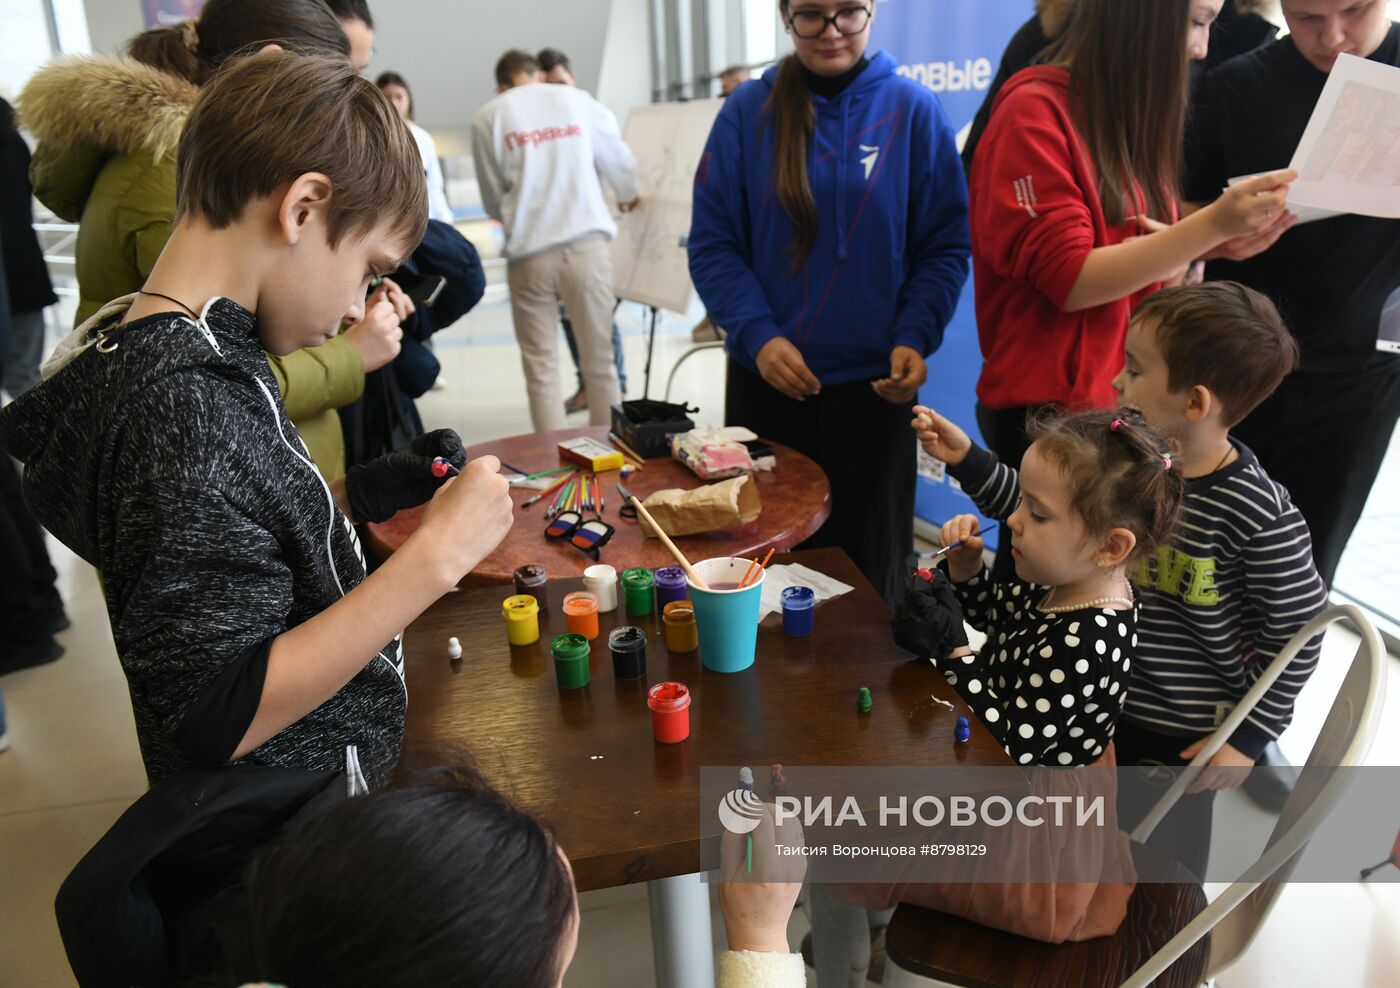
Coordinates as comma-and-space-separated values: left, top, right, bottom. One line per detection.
127, 0, 350, 87
1036, 0, 1077, 37
1043, 0, 1189, 225
763, 39, 818, 272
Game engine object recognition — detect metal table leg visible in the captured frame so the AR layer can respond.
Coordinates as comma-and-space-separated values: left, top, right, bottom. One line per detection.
648, 871, 715, 988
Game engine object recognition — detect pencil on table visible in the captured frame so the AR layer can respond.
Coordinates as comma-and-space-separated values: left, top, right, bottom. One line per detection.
608, 432, 647, 469
522, 465, 575, 481
551, 478, 576, 517
522, 471, 574, 508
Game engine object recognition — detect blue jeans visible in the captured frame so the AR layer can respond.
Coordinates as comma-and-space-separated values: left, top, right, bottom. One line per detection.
561, 308, 627, 394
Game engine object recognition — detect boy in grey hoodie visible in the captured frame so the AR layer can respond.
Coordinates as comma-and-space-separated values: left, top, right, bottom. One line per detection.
0, 53, 514, 790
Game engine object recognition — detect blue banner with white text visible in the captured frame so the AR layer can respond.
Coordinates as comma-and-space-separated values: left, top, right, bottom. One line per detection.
870, 0, 1031, 545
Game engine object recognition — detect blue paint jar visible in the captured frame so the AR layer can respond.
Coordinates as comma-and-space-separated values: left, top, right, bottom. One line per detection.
780, 586, 816, 637
654, 567, 689, 608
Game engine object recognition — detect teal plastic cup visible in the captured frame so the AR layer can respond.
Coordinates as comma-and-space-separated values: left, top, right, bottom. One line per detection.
688, 556, 765, 673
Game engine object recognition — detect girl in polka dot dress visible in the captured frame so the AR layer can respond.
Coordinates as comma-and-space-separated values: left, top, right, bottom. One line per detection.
920, 410, 1185, 768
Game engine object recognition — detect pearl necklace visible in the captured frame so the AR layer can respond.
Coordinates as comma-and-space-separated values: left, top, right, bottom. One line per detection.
1038, 586, 1135, 615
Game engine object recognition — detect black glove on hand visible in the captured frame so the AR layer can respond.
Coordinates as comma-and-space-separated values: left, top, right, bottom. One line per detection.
345, 428, 467, 524
890, 568, 971, 660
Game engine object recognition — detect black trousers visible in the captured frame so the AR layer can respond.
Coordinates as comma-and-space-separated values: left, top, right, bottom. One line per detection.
0, 451, 63, 648
726, 359, 915, 606
1112, 718, 1215, 882
1232, 367, 1400, 587
974, 402, 1048, 582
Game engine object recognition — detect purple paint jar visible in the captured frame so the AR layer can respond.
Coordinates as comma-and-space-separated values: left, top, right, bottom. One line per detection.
513, 564, 548, 612
781, 586, 816, 637
654, 567, 689, 608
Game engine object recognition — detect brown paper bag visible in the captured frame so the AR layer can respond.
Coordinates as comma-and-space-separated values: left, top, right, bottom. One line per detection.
640, 476, 762, 537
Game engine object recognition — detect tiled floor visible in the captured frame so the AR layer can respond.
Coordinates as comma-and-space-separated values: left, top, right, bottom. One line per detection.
3, 288, 1399, 986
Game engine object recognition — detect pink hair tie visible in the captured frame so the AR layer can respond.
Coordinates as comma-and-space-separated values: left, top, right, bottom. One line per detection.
1110, 418, 1125, 432
1162, 455, 1173, 471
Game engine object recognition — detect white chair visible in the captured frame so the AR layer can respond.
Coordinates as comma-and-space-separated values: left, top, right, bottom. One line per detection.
663, 340, 726, 405
883, 604, 1388, 988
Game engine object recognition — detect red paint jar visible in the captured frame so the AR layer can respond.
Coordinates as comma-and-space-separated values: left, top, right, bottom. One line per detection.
648, 681, 691, 744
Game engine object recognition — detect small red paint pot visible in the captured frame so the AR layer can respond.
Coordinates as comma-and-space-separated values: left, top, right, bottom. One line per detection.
647, 681, 691, 744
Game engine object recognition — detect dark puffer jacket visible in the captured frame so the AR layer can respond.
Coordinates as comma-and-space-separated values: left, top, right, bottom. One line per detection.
0, 296, 405, 788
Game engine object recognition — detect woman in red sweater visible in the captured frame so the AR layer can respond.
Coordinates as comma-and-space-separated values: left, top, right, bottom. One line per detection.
970, 0, 1292, 506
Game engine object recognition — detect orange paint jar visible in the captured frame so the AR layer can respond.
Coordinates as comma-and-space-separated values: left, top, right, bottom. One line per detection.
562, 591, 601, 641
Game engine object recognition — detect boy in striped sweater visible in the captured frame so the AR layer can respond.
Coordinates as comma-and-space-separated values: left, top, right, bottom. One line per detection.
914, 282, 1328, 878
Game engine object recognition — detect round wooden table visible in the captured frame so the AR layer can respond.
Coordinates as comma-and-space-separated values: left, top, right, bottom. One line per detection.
365, 425, 832, 585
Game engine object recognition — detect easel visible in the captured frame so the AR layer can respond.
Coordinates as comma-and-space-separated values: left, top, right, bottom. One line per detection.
611, 298, 662, 400
642, 303, 661, 400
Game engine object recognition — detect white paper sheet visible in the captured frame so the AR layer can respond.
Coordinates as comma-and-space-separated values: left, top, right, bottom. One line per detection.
1285, 53, 1400, 218
757, 563, 856, 623
1226, 175, 1345, 225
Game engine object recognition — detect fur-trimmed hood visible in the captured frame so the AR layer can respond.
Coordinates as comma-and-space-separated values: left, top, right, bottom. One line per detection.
19, 57, 196, 224
19, 56, 197, 161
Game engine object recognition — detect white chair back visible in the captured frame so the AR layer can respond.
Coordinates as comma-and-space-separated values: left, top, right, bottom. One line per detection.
1121, 605, 1387, 987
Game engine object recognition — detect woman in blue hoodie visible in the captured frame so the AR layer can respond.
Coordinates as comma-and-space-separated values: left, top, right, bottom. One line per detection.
688, 0, 971, 604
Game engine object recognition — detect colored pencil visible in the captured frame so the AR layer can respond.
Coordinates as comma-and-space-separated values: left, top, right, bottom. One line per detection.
551, 478, 576, 517
521, 465, 575, 481
607, 432, 646, 469
522, 470, 575, 508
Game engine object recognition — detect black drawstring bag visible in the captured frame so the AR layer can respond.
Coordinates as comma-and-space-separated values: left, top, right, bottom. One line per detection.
343, 365, 423, 469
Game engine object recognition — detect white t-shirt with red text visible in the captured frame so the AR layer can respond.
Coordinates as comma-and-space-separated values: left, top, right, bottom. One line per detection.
470, 82, 638, 259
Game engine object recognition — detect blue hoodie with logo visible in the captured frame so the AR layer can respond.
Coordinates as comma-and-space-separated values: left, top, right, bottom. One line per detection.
688, 49, 970, 387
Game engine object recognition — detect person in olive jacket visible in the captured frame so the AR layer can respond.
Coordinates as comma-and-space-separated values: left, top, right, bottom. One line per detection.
15, 0, 406, 479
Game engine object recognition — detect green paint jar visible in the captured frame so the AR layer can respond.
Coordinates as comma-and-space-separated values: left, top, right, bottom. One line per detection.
551, 633, 591, 689
622, 567, 655, 616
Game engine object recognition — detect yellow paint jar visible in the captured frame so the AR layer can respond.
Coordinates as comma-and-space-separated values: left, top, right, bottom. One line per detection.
502, 594, 541, 646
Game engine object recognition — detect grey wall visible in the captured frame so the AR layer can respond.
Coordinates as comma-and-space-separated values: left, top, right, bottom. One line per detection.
78, 1, 653, 146
365, 0, 652, 136
596, 0, 652, 119
83, 0, 143, 56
